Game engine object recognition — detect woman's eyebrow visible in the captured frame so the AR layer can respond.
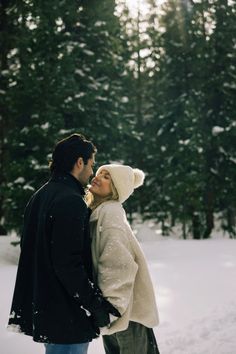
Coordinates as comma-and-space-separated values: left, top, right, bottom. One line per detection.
103, 172, 110, 177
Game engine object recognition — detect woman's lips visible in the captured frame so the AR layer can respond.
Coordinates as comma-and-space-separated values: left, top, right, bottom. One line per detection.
91, 181, 99, 187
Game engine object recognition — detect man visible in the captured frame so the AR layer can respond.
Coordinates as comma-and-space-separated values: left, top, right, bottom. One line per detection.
8, 134, 120, 354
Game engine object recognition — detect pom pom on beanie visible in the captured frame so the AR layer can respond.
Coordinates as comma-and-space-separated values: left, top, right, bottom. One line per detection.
96, 164, 145, 203
133, 168, 145, 189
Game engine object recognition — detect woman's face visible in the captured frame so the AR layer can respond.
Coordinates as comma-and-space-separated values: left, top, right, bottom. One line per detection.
89, 169, 112, 198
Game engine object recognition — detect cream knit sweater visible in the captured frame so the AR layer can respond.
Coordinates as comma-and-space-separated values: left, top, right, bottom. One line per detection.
90, 200, 159, 335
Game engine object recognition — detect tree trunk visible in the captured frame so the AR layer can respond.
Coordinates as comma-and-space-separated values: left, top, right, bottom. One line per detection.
203, 188, 214, 238
0, 0, 10, 234
192, 212, 201, 239
182, 217, 187, 239
227, 207, 236, 239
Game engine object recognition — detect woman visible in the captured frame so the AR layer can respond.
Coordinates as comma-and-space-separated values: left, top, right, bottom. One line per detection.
87, 164, 160, 354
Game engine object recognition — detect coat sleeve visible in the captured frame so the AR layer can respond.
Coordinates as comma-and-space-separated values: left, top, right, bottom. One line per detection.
96, 225, 138, 316
50, 195, 108, 315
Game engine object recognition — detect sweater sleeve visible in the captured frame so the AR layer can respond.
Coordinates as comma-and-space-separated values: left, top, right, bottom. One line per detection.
96, 225, 138, 316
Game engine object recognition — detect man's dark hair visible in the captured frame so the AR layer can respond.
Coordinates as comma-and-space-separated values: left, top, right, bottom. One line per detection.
49, 133, 96, 174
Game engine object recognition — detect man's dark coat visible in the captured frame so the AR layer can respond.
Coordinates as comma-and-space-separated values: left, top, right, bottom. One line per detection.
8, 174, 112, 344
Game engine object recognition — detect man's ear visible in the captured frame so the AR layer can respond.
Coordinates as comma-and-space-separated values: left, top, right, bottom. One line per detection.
76, 157, 84, 169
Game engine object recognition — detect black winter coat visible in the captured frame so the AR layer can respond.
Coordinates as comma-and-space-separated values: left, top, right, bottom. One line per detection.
8, 173, 117, 344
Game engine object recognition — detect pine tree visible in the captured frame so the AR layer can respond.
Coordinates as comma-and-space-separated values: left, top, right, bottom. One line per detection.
203, 0, 236, 237
0, 0, 20, 234
2, 0, 130, 233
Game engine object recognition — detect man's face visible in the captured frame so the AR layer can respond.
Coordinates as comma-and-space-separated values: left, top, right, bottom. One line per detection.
78, 154, 95, 186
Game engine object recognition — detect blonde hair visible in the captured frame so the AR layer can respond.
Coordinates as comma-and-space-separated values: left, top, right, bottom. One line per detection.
85, 178, 119, 210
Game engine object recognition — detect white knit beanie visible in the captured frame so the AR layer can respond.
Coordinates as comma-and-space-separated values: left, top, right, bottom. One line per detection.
96, 164, 145, 203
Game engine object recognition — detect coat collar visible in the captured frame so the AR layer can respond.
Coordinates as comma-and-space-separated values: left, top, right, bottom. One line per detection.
90, 200, 120, 222
50, 173, 85, 196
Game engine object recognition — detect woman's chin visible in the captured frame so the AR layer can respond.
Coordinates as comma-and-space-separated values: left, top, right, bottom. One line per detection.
88, 185, 95, 193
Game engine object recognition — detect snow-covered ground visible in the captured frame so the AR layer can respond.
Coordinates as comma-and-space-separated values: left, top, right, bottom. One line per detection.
1, 231, 236, 354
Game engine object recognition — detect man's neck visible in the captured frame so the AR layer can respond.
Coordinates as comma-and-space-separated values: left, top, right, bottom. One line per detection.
70, 170, 78, 180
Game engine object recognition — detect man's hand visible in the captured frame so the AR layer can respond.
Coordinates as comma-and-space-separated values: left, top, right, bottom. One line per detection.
92, 298, 120, 328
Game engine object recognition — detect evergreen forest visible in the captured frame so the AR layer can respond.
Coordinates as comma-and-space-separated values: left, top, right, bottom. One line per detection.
1, 0, 236, 238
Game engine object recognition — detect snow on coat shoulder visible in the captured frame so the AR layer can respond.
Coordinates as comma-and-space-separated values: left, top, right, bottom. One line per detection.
90, 200, 159, 335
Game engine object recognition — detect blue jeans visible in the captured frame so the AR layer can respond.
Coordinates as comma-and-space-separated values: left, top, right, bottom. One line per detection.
45, 342, 89, 354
